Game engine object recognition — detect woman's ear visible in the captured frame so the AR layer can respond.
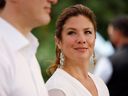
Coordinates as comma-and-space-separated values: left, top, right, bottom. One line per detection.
54, 36, 62, 49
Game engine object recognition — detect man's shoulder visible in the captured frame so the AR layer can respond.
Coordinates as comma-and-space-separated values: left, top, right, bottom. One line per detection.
0, 34, 10, 50
0, 36, 13, 62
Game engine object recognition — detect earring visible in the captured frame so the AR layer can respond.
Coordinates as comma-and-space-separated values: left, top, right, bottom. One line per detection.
59, 51, 64, 68
93, 52, 96, 66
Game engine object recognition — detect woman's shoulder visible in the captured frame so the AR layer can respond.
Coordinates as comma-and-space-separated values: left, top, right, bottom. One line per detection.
48, 88, 66, 96
46, 68, 72, 96
89, 72, 107, 87
89, 72, 109, 96
46, 68, 69, 89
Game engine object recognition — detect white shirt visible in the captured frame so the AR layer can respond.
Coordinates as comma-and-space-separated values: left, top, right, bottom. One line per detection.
0, 18, 48, 96
93, 57, 113, 83
46, 68, 109, 96
94, 32, 114, 60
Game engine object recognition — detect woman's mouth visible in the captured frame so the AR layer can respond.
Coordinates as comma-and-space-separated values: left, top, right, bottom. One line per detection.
74, 47, 88, 52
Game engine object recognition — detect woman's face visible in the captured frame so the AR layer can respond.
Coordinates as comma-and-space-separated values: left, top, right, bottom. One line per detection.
56, 15, 96, 63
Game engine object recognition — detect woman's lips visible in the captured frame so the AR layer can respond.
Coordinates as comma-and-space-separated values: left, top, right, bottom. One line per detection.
74, 47, 88, 52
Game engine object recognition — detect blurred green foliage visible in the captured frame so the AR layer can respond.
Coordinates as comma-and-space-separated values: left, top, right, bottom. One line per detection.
32, 0, 128, 82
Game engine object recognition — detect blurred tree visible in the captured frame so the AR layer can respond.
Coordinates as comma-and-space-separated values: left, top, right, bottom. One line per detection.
32, 0, 128, 81
85, 0, 128, 39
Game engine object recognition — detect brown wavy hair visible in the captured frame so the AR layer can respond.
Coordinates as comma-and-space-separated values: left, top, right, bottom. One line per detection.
0, 0, 5, 9
47, 4, 97, 75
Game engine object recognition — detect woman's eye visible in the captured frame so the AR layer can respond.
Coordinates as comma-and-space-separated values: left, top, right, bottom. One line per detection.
67, 31, 76, 35
85, 31, 92, 34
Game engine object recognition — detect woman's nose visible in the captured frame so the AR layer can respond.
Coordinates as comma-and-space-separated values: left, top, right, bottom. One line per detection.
77, 35, 86, 44
78, 40, 86, 44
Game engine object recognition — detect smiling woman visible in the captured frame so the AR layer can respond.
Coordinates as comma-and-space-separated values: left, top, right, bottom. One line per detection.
46, 4, 109, 96
60, 15, 95, 62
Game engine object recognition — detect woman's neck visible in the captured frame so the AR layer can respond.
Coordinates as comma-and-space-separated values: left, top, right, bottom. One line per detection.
63, 60, 89, 79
